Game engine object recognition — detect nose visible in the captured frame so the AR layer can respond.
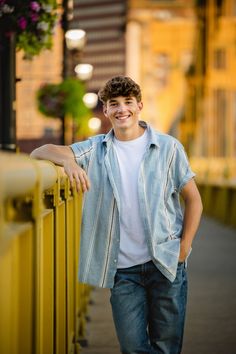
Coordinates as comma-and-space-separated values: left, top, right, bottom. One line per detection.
117, 103, 126, 112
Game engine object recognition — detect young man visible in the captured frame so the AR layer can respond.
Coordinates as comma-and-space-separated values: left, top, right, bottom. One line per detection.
31, 76, 203, 354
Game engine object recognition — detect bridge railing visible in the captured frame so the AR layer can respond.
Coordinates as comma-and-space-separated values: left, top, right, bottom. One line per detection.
0, 152, 90, 354
190, 157, 236, 227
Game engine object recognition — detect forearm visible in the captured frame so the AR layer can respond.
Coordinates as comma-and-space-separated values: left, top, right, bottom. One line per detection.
30, 144, 90, 192
181, 196, 203, 249
179, 179, 203, 261
30, 144, 74, 166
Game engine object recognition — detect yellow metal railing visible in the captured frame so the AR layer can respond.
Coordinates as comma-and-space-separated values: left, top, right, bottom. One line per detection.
190, 157, 236, 227
0, 152, 90, 354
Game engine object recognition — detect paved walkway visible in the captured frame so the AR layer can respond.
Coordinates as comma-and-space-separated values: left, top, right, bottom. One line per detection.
81, 216, 236, 354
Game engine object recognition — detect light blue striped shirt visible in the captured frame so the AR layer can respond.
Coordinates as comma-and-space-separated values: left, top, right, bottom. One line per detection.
70, 121, 195, 288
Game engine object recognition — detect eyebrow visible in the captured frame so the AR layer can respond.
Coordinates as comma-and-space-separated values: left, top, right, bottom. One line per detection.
124, 97, 133, 100
109, 96, 134, 103
108, 99, 118, 103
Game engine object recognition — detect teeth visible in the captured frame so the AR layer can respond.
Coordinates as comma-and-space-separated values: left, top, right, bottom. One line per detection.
117, 115, 129, 120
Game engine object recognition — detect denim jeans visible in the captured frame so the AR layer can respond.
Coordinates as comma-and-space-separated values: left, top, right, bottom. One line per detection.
110, 260, 187, 354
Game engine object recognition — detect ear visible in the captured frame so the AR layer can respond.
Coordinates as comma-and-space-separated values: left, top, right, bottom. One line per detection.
138, 101, 143, 111
103, 104, 108, 117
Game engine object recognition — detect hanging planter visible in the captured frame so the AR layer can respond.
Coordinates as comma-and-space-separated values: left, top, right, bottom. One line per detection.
36, 78, 92, 143
36, 78, 91, 121
0, 0, 59, 59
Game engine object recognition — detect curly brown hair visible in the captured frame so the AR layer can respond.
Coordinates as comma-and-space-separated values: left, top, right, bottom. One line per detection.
98, 76, 142, 104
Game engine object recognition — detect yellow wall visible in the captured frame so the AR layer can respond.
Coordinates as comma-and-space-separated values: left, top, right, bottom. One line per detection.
147, 20, 196, 132
126, 0, 196, 133
187, 0, 236, 158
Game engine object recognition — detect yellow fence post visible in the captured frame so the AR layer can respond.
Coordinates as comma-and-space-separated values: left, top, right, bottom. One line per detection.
49, 167, 67, 354
0, 153, 38, 354
29, 159, 57, 354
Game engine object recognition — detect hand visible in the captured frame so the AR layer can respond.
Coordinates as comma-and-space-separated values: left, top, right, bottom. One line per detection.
63, 159, 90, 193
178, 239, 191, 263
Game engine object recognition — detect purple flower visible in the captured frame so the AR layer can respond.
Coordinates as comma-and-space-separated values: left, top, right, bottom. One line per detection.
30, 12, 39, 22
18, 17, 27, 30
30, 1, 40, 12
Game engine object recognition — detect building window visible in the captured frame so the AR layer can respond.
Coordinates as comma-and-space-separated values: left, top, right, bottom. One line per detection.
213, 89, 227, 156
213, 48, 226, 69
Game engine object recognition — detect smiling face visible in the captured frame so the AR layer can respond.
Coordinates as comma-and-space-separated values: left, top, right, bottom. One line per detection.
103, 96, 143, 141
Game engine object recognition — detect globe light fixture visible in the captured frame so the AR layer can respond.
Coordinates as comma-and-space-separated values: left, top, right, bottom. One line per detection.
83, 93, 98, 109
65, 29, 86, 50
88, 117, 102, 132
74, 63, 93, 81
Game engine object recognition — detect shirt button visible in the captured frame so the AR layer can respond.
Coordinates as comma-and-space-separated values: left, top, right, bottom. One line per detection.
114, 259, 117, 263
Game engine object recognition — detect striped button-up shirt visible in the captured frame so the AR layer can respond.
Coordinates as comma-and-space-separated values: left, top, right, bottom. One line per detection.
70, 121, 195, 288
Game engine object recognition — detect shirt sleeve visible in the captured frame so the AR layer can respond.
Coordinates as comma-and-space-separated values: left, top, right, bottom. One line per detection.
70, 139, 92, 170
173, 141, 196, 192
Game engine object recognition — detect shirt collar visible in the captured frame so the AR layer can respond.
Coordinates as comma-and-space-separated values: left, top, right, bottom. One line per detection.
102, 121, 160, 148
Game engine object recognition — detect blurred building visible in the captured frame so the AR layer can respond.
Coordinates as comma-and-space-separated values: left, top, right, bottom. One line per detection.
72, 0, 126, 92
179, 0, 236, 227
181, 0, 236, 160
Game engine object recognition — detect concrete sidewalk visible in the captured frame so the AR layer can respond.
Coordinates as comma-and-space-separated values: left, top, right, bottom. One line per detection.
182, 217, 236, 354
81, 216, 236, 354
81, 288, 119, 354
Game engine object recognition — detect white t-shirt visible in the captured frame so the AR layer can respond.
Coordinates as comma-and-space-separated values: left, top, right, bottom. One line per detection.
113, 130, 151, 268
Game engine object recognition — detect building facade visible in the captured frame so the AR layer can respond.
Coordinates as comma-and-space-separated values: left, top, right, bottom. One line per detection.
180, 0, 236, 227
181, 0, 236, 159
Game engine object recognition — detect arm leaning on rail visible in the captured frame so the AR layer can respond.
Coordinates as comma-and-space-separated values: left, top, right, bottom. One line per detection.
30, 144, 90, 193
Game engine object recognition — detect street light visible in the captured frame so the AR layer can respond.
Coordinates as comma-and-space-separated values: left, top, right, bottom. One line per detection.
83, 92, 98, 109
74, 63, 93, 81
65, 29, 86, 50
88, 117, 101, 132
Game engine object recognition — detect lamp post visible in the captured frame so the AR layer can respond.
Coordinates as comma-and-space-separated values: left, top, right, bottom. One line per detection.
64, 28, 94, 143
0, 32, 17, 152
65, 29, 87, 78
62, 20, 87, 143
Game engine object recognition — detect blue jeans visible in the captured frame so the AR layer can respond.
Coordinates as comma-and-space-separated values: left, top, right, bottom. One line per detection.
110, 260, 187, 354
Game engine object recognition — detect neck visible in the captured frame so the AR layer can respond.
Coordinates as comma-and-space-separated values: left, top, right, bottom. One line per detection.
114, 125, 145, 141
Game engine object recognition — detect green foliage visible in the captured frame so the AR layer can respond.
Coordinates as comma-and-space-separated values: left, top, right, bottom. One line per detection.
0, 0, 59, 59
60, 78, 91, 121
36, 78, 91, 122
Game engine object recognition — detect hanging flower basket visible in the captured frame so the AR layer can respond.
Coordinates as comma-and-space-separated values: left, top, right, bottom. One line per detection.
36, 78, 91, 121
0, 0, 59, 59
